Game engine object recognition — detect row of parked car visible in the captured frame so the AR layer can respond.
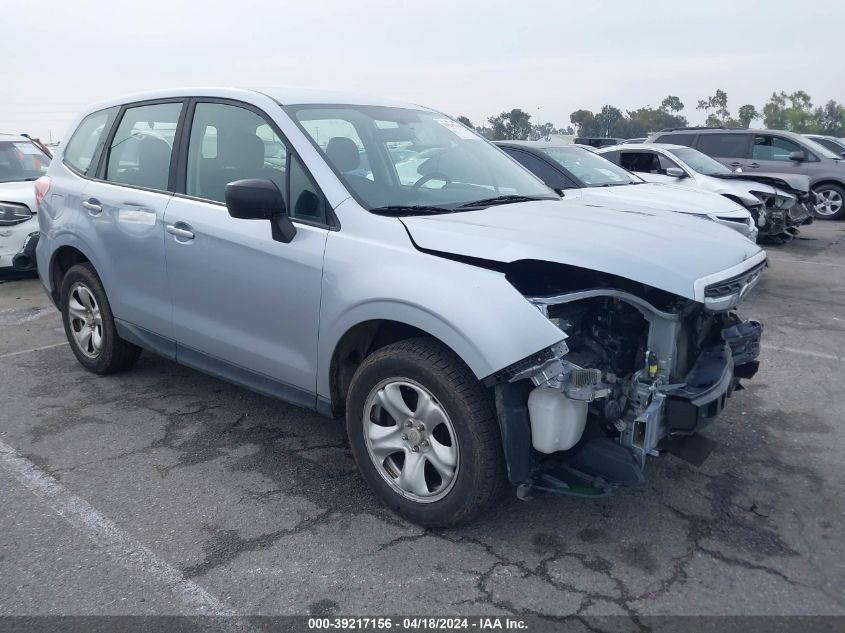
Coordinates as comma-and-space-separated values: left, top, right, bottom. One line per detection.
0, 87, 820, 526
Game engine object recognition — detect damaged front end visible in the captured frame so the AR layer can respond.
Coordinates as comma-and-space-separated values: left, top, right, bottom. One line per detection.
490, 262, 765, 499
748, 189, 814, 242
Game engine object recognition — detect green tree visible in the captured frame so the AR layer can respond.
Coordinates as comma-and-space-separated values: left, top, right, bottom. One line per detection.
488, 109, 533, 140
697, 89, 733, 125
530, 122, 558, 141
614, 107, 688, 138
763, 91, 818, 132
456, 115, 473, 128
737, 105, 760, 128
593, 105, 624, 137
814, 100, 845, 136
570, 109, 596, 136
660, 95, 684, 113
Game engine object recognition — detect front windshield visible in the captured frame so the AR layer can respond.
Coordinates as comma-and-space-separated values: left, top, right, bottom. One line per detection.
0, 140, 51, 183
667, 147, 732, 175
540, 146, 639, 186
285, 104, 557, 211
801, 136, 840, 159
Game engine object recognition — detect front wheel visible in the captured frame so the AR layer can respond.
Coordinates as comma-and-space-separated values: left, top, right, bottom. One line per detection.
812, 183, 845, 220
346, 338, 507, 527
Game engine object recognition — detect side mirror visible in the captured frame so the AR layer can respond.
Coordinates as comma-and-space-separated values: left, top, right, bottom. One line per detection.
788, 150, 805, 162
225, 178, 296, 243
665, 167, 687, 178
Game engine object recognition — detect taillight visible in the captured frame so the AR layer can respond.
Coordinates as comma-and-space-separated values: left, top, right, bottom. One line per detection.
34, 176, 51, 210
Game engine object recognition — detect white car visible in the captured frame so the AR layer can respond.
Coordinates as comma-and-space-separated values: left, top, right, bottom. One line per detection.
496, 141, 757, 240
0, 133, 50, 271
596, 143, 813, 241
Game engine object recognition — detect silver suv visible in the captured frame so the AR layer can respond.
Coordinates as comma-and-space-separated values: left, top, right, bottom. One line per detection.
648, 127, 845, 219
36, 88, 765, 526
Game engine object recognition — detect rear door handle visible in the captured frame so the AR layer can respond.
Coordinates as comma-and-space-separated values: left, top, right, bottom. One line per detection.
748, 162, 760, 169
165, 223, 195, 240
82, 199, 102, 214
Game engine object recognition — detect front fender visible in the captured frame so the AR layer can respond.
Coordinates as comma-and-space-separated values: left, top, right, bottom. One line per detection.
316, 231, 564, 398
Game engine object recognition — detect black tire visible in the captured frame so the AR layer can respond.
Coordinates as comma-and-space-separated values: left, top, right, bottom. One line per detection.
60, 263, 142, 374
346, 337, 508, 527
812, 183, 845, 220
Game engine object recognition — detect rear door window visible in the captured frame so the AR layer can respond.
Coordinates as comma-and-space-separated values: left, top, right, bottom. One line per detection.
105, 102, 183, 191
63, 108, 118, 176
654, 133, 695, 147
695, 133, 750, 159
620, 151, 661, 173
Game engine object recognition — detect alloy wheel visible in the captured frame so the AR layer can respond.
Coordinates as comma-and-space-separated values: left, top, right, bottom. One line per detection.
814, 188, 843, 217
67, 282, 103, 358
362, 378, 459, 503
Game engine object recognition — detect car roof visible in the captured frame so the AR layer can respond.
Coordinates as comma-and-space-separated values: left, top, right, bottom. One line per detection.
656, 127, 807, 141
495, 140, 586, 150
80, 86, 431, 114
597, 142, 687, 151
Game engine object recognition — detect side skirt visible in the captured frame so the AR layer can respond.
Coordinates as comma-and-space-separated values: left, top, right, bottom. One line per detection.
114, 319, 318, 412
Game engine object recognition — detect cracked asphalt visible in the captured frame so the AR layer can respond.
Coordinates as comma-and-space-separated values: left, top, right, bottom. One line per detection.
1, 221, 844, 624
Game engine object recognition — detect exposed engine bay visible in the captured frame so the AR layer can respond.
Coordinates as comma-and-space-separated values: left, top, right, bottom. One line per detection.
747, 188, 814, 242
492, 265, 763, 498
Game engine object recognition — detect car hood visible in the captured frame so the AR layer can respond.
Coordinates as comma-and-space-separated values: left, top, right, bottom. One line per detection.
400, 200, 763, 301
715, 172, 810, 194
0, 180, 37, 208
564, 183, 748, 218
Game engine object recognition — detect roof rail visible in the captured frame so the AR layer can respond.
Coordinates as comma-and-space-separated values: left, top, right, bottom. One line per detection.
657, 126, 744, 132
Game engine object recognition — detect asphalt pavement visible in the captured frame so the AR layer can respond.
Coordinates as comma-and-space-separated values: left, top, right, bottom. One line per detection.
1, 222, 844, 625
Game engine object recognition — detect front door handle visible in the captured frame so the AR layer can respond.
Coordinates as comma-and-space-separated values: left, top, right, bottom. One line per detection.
82, 199, 102, 214
165, 223, 195, 240
729, 162, 743, 168
748, 162, 760, 169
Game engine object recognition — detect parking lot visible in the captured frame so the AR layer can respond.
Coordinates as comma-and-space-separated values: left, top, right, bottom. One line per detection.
1, 222, 844, 622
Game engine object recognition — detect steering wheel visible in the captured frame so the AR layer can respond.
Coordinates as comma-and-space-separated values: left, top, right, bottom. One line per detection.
412, 172, 451, 190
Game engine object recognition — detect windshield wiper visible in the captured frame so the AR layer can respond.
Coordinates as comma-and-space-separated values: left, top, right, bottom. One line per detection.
369, 205, 456, 217
456, 195, 548, 209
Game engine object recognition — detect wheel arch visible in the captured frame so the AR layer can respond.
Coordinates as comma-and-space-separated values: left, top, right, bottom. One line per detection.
49, 244, 95, 305
325, 316, 478, 418
811, 179, 845, 192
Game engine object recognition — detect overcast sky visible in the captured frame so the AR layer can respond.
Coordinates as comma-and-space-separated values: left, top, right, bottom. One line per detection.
3, 0, 844, 140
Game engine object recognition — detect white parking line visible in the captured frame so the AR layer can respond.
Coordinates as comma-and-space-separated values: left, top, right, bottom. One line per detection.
0, 439, 244, 620
0, 340, 68, 360
762, 344, 841, 362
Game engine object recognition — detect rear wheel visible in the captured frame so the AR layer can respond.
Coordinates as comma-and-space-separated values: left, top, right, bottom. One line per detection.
60, 263, 142, 374
812, 183, 845, 219
346, 338, 507, 527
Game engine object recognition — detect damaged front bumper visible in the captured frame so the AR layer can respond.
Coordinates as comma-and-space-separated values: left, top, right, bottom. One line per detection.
495, 289, 763, 499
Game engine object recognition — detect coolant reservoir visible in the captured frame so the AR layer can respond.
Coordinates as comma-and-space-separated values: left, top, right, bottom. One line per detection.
527, 386, 588, 454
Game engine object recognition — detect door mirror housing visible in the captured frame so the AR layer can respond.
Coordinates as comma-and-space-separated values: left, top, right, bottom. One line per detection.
788, 150, 805, 162
665, 167, 687, 178
225, 178, 296, 243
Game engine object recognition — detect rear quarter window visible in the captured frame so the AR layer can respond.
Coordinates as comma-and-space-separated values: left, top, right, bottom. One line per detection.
654, 133, 695, 147
63, 108, 118, 176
